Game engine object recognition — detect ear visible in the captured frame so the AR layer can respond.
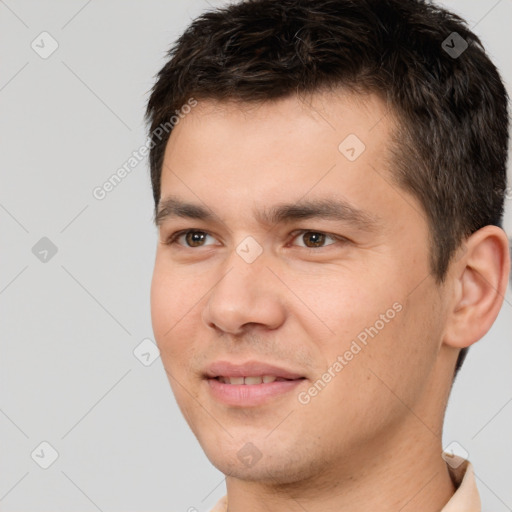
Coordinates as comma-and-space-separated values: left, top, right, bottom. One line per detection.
442, 225, 510, 349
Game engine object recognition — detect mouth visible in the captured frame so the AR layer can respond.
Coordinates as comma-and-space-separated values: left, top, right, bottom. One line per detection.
204, 360, 306, 380
206, 377, 306, 407
213, 375, 304, 385
203, 360, 307, 406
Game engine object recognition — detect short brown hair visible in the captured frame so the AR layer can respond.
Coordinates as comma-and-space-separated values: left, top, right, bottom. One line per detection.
145, 0, 509, 376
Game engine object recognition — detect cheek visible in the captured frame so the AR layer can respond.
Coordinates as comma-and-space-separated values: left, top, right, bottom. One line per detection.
150, 259, 207, 378
292, 266, 395, 346
150, 264, 172, 341
150, 261, 190, 367
346, 286, 443, 409
150, 259, 192, 338
295, 268, 422, 389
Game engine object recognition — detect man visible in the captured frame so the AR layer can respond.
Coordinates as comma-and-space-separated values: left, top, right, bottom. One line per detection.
145, 0, 510, 510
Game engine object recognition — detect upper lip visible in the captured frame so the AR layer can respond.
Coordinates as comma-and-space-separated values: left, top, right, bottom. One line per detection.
204, 360, 305, 380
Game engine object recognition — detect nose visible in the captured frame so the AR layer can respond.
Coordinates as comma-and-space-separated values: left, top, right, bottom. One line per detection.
201, 249, 287, 336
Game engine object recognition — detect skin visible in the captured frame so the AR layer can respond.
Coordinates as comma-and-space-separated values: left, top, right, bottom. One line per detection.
150, 90, 510, 512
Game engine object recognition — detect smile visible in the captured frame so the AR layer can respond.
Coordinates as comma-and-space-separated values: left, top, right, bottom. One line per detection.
216, 375, 297, 385
206, 376, 306, 406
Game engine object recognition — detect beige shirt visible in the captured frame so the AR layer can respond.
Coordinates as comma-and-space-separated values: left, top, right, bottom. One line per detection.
209, 455, 480, 512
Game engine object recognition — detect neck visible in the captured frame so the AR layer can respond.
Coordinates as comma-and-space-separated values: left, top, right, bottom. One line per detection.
224, 423, 456, 512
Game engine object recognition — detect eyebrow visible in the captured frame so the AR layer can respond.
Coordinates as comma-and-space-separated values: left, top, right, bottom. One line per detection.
155, 195, 380, 231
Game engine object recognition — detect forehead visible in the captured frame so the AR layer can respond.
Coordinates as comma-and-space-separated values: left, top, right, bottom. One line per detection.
168, 90, 393, 145
161, 91, 394, 185
157, 91, 422, 232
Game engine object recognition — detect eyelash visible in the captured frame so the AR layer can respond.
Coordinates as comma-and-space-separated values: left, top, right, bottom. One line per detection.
163, 229, 348, 250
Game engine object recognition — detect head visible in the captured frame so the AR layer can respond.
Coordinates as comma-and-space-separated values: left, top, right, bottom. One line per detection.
146, 0, 509, 485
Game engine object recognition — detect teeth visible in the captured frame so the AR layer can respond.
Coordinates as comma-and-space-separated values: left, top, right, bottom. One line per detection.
244, 376, 263, 385
219, 375, 279, 385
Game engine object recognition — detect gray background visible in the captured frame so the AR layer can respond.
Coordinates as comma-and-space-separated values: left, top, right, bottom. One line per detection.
0, 1, 511, 511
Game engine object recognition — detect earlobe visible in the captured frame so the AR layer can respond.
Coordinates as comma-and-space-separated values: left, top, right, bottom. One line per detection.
443, 225, 510, 349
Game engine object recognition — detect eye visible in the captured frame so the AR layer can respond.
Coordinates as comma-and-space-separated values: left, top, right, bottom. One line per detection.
290, 230, 341, 249
164, 229, 218, 248
163, 229, 347, 250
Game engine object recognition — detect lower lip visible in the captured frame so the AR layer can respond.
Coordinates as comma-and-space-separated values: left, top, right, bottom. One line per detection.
206, 378, 306, 407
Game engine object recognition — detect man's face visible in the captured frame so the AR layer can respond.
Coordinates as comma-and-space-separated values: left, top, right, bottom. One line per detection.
151, 91, 451, 483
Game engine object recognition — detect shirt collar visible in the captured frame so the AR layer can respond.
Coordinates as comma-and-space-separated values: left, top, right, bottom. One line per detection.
441, 455, 481, 512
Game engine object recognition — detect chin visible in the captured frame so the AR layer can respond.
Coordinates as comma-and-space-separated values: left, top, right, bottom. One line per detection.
201, 439, 319, 486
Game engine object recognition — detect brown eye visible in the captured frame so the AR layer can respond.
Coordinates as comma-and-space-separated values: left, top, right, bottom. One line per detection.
184, 231, 208, 247
302, 232, 327, 247
293, 231, 337, 249
165, 230, 217, 248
